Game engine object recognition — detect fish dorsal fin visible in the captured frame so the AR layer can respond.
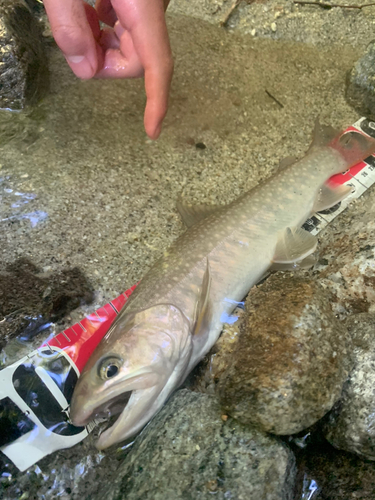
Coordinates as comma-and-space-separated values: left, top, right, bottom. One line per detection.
176, 199, 220, 228
193, 258, 212, 337
278, 156, 297, 170
313, 183, 353, 213
309, 118, 340, 149
273, 227, 317, 264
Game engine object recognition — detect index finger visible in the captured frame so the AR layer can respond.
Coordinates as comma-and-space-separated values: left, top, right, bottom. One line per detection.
111, 0, 174, 139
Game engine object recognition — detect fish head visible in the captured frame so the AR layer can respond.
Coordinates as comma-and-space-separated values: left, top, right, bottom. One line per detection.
329, 130, 375, 172
70, 303, 192, 449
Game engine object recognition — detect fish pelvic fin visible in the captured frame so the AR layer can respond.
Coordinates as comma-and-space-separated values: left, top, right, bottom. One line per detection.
193, 258, 212, 337
313, 182, 353, 213
177, 199, 220, 228
273, 227, 317, 264
270, 254, 317, 272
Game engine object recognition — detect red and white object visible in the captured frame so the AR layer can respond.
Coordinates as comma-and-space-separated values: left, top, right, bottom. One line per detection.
0, 285, 137, 471
2, 118, 375, 471
303, 117, 375, 234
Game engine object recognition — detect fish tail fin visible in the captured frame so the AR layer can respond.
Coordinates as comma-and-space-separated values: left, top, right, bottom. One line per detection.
309, 117, 375, 174
329, 129, 375, 172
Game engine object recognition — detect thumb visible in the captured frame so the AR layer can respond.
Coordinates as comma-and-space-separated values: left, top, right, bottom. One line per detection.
44, 0, 100, 79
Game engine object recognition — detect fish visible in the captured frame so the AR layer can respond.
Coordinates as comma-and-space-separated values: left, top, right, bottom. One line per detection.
70, 122, 375, 449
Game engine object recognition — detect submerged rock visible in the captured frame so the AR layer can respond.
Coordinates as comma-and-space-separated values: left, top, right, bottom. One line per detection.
346, 41, 375, 121
0, 258, 94, 355
99, 389, 296, 500
0, 428, 125, 500
0, 0, 48, 110
317, 190, 375, 318
215, 273, 352, 436
295, 435, 375, 500
324, 314, 375, 461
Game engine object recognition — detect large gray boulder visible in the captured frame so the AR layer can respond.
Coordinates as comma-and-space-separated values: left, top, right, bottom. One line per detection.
324, 314, 375, 461
317, 184, 375, 319
99, 389, 297, 500
0, 0, 48, 110
346, 41, 375, 121
207, 273, 352, 436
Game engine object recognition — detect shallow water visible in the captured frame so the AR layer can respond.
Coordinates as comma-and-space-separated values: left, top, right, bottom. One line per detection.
0, 12, 372, 500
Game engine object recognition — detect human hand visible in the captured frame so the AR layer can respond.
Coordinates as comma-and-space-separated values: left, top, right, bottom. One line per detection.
43, 0, 173, 139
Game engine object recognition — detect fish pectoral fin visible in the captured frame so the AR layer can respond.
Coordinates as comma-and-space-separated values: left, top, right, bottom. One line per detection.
176, 199, 221, 228
193, 258, 212, 336
308, 117, 340, 150
313, 183, 353, 213
273, 227, 318, 264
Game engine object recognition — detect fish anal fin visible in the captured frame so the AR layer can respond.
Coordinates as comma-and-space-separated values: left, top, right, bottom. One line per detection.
177, 199, 220, 228
193, 258, 212, 337
273, 227, 317, 264
278, 156, 297, 170
313, 183, 353, 213
309, 118, 340, 150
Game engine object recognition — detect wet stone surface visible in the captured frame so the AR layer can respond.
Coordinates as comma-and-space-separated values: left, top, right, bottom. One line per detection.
212, 273, 352, 435
0, 426, 132, 500
324, 313, 375, 461
0, 258, 94, 354
98, 389, 296, 500
0, 0, 49, 110
346, 41, 375, 121
317, 186, 375, 318
294, 433, 375, 500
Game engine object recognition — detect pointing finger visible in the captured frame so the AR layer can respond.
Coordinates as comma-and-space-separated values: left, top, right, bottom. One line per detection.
111, 0, 174, 139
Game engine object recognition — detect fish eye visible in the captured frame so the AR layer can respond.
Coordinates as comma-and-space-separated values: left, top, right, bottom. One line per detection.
98, 356, 123, 380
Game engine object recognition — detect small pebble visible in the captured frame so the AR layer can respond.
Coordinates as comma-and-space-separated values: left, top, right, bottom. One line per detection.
206, 480, 218, 492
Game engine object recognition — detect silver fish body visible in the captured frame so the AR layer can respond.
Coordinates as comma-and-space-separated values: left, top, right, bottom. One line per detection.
70, 124, 375, 449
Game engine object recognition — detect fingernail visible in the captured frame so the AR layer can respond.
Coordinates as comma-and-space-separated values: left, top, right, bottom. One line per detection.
66, 55, 95, 79
67, 55, 85, 64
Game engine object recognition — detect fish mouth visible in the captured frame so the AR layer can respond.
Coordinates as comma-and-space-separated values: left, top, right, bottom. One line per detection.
96, 385, 162, 450
70, 389, 133, 428
93, 391, 133, 422
70, 374, 167, 449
